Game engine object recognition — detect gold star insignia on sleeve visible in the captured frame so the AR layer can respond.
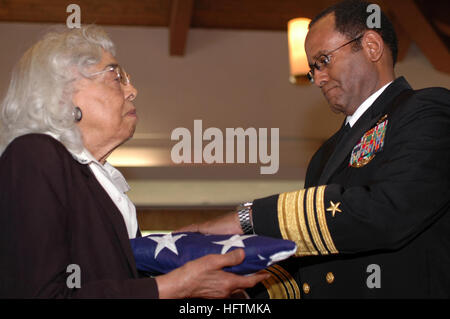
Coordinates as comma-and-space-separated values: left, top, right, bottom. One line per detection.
326, 201, 342, 217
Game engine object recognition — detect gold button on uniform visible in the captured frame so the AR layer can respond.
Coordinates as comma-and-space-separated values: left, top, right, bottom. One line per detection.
302, 283, 310, 294
326, 272, 335, 284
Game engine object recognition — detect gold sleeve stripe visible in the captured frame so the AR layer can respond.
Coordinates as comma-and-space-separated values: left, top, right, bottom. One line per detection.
285, 191, 308, 254
295, 189, 317, 256
261, 266, 300, 299
270, 264, 300, 299
277, 193, 289, 243
306, 187, 328, 255
282, 192, 305, 251
316, 185, 338, 254
261, 269, 289, 299
278, 190, 317, 256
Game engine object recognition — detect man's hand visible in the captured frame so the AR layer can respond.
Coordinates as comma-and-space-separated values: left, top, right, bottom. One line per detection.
155, 249, 269, 299
177, 211, 244, 235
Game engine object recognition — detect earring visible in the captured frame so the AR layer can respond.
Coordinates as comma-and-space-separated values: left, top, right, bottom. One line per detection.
73, 106, 82, 122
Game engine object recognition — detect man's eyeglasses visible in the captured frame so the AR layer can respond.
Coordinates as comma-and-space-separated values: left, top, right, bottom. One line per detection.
88, 64, 130, 86
307, 34, 364, 83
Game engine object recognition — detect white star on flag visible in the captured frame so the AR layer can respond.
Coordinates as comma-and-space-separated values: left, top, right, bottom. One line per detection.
212, 234, 255, 254
147, 233, 187, 258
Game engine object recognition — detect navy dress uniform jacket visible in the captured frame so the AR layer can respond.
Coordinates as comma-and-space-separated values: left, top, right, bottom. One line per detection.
0, 134, 158, 298
248, 77, 450, 298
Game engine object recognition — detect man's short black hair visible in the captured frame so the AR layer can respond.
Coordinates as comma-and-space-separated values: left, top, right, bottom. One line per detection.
309, 0, 398, 65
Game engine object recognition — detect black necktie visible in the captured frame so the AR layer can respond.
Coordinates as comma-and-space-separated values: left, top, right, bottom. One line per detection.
337, 123, 351, 144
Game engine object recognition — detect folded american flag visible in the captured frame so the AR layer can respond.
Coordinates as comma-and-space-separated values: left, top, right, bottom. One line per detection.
130, 232, 297, 275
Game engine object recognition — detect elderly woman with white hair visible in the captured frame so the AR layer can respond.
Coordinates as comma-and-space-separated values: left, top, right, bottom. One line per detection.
0, 26, 267, 298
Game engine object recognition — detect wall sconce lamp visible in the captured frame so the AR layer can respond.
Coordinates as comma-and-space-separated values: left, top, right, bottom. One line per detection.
288, 17, 311, 85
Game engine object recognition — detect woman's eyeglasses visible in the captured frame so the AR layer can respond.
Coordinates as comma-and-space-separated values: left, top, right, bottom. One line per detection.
88, 64, 130, 86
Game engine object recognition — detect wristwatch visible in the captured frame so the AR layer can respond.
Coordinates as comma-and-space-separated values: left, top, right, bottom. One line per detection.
237, 202, 254, 235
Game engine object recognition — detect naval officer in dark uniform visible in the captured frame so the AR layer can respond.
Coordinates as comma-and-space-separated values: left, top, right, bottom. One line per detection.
179, 0, 450, 298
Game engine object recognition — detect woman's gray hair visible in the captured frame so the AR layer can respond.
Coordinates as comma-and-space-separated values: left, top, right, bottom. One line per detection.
0, 25, 116, 155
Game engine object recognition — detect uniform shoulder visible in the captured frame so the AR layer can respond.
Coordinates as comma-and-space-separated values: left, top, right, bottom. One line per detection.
410, 86, 450, 105
393, 87, 450, 118
415, 86, 449, 94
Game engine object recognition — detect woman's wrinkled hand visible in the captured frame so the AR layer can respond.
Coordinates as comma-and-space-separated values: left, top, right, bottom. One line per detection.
155, 248, 269, 299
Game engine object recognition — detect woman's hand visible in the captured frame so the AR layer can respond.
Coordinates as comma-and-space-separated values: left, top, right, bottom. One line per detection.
155, 249, 269, 299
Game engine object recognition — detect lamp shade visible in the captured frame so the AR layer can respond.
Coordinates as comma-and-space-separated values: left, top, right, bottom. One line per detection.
288, 18, 311, 83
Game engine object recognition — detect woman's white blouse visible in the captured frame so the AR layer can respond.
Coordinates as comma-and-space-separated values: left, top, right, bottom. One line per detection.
72, 148, 138, 239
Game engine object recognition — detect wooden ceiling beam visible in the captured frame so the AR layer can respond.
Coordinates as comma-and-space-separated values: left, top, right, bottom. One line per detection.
383, 0, 450, 73
0, 0, 447, 68
169, 0, 194, 56
0, 0, 170, 26
192, 0, 337, 31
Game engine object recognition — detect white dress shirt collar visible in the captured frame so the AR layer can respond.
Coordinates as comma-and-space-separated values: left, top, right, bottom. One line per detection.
70, 148, 131, 194
345, 81, 392, 127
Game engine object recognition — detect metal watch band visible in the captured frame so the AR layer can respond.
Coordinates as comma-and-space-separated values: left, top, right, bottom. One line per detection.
237, 202, 254, 235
